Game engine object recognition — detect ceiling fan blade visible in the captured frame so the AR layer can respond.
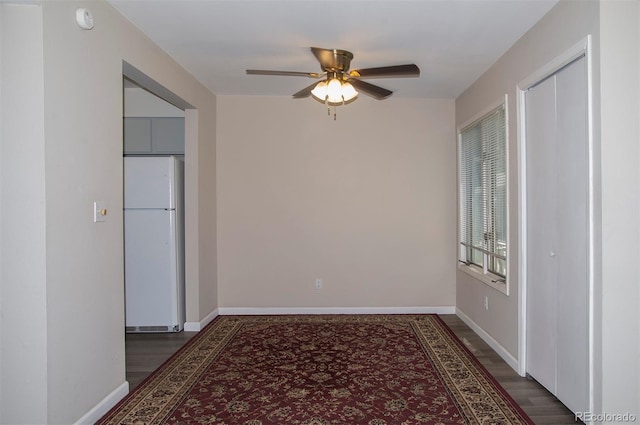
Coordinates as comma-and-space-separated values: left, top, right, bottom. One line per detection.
349, 64, 420, 78
292, 82, 318, 99
348, 79, 392, 100
246, 69, 322, 78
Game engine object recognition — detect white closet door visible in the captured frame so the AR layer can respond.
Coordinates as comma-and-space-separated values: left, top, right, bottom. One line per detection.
554, 57, 589, 414
525, 56, 589, 414
525, 74, 558, 394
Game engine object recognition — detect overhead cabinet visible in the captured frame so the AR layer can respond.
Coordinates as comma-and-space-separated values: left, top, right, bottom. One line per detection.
124, 117, 185, 155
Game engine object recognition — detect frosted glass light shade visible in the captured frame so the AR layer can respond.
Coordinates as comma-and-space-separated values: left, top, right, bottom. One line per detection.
311, 81, 328, 101
311, 78, 359, 105
326, 78, 343, 103
341, 82, 358, 102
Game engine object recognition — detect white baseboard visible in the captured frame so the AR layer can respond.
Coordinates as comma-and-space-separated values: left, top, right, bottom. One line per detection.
184, 307, 455, 329
184, 308, 219, 332
74, 381, 129, 425
455, 308, 519, 372
218, 306, 456, 315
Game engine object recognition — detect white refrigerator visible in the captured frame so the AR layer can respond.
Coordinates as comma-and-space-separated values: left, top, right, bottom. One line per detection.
124, 156, 185, 332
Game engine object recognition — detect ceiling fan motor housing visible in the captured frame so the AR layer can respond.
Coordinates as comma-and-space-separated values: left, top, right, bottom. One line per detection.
318, 49, 354, 73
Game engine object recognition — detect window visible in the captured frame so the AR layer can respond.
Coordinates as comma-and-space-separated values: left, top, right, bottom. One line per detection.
458, 104, 507, 283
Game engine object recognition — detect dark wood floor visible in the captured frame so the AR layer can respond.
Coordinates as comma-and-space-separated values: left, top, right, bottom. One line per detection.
126, 331, 196, 389
125, 314, 580, 424
438, 315, 580, 425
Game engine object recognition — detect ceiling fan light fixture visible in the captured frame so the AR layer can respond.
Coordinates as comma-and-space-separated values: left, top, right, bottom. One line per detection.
341, 81, 358, 102
246, 46, 420, 108
326, 78, 343, 103
311, 80, 328, 101
315, 78, 359, 105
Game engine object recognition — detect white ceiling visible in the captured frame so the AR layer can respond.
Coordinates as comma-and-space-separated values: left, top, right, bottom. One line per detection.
110, 0, 558, 99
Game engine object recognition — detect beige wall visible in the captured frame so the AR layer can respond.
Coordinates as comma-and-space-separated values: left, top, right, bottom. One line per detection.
455, 0, 599, 359
0, 1, 217, 423
217, 96, 456, 310
3, 0, 636, 421
457, 0, 640, 415
124, 87, 185, 117
0, 3, 3, 416
599, 0, 639, 416
1, 4, 48, 423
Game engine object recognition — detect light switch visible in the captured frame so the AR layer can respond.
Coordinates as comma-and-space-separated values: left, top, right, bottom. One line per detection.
93, 201, 107, 223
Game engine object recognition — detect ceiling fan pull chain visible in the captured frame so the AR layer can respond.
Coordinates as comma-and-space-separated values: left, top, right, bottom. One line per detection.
333, 105, 337, 121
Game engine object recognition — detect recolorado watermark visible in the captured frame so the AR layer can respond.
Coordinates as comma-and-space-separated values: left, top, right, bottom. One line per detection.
575, 412, 637, 423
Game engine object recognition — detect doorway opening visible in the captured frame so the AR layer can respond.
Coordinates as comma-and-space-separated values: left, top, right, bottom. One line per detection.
122, 62, 196, 389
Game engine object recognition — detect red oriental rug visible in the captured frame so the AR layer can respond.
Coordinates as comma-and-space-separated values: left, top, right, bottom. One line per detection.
99, 315, 533, 424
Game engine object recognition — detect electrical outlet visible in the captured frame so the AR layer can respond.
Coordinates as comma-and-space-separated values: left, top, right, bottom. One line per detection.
484, 296, 489, 310
315, 278, 323, 290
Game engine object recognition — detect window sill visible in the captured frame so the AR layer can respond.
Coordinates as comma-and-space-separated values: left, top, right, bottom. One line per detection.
458, 263, 509, 296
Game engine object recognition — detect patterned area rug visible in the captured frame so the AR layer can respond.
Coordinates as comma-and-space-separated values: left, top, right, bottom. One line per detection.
99, 315, 532, 424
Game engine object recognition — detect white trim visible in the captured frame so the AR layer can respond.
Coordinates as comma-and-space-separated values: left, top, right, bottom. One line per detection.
218, 306, 456, 316
457, 96, 506, 132
458, 264, 508, 294
457, 94, 510, 296
516, 35, 593, 407
73, 381, 129, 425
516, 68, 528, 378
585, 35, 595, 418
517, 38, 590, 91
504, 93, 511, 297
183, 308, 219, 332
456, 308, 519, 372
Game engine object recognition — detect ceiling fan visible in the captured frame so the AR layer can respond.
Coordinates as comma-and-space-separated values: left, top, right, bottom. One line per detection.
246, 47, 420, 104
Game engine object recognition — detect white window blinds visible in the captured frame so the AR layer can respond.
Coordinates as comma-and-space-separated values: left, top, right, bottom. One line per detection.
459, 105, 507, 277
